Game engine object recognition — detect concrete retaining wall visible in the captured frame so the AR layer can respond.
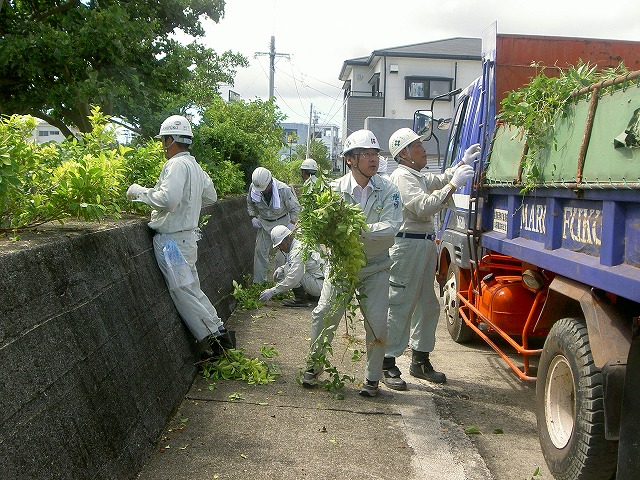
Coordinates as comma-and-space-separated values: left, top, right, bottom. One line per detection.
0, 196, 255, 480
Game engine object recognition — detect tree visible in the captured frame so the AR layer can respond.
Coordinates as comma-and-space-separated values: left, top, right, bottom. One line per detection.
191, 96, 286, 184
0, 0, 247, 139
294, 139, 331, 172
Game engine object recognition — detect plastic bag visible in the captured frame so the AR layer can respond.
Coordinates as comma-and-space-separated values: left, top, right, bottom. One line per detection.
163, 238, 194, 290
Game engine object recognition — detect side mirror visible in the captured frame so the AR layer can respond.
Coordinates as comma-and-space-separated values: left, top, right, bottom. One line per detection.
413, 110, 433, 140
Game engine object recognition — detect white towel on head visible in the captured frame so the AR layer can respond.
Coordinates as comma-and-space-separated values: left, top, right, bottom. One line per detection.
250, 179, 280, 209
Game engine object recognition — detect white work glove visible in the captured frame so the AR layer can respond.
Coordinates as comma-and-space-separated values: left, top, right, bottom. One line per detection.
462, 143, 481, 165
251, 217, 262, 229
259, 287, 277, 303
272, 265, 285, 282
450, 164, 474, 188
126, 183, 149, 201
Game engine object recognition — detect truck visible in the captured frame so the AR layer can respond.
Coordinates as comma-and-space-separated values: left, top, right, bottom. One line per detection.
415, 23, 640, 480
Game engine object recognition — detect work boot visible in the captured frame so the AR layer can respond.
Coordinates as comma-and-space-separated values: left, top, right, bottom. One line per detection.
301, 368, 321, 388
409, 350, 446, 384
208, 328, 236, 353
359, 379, 380, 397
282, 287, 310, 307
382, 356, 407, 391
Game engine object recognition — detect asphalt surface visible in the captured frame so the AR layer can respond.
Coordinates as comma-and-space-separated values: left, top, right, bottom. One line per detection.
134, 294, 498, 480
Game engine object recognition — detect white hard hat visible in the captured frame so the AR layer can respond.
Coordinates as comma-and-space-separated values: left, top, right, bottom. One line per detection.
389, 127, 427, 159
342, 129, 381, 155
251, 167, 272, 192
271, 225, 292, 247
157, 115, 193, 143
301, 158, 318, 172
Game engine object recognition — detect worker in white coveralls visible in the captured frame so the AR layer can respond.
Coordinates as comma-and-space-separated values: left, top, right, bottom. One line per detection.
247, 167, 300, 283
259, 225, 325, 307
126, 115, 234, 356
300, 158, 319, 185
301, 129, 402, 397
382, 127, 478, 390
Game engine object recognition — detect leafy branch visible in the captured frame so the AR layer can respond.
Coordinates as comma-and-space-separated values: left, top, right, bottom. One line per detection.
297, 174, 369, 394
497, 61, 630, 192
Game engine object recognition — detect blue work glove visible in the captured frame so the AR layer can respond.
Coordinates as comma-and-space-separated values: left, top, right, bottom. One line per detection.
251, 217, 262, 229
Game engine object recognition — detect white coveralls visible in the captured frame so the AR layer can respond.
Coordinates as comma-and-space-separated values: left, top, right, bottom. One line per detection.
386, 163, 457, 356
309, 173, 402, 382
134, 151, 223, 341
247, 179, 300, 283
272, 238, 325, 297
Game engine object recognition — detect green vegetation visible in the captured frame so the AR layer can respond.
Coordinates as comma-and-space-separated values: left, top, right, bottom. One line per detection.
497, 62, 631, 192
0, 107, 161, 232
201, 348, 280, 386
0, 0, 247, 139
296, 173, 369, 394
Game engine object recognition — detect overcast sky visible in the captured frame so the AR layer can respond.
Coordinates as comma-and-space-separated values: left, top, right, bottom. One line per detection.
196, 0, 640, 128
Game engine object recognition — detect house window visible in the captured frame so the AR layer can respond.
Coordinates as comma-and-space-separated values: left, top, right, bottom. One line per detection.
405, 76, 453, 100
39, 131, 49, 137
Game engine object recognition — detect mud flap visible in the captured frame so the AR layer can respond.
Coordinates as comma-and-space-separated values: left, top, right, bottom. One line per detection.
616, 335, 640, 480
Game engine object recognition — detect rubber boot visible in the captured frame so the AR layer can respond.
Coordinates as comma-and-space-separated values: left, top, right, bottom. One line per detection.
208, 329, 236, 355
282, 286, 310, 307
382, 356, 407, 391
409, 350, 446, 384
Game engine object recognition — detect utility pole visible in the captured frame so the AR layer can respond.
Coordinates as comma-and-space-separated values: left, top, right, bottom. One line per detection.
255, 36, 290, 100
306, 104, 313, 158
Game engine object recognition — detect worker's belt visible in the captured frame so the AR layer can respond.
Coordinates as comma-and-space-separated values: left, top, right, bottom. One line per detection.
265, 213, 289, 221
396, 232, 435, 241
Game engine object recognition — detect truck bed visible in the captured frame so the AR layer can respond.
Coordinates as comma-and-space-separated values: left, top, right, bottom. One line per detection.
481, 74, 640, 304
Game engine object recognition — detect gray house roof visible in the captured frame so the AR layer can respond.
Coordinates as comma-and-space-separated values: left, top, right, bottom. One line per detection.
339, 37, 481, 80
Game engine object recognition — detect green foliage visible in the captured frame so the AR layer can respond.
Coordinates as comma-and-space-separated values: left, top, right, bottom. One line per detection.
192, 96, 286, 185
297, 174, 369, 393
0, 0, 246, 139
530, 467, 542, 479
497, 61, 630, 192
293, 140, 332, 171
231, 278, 291, 310
0, 107, 161, 231
200, 348, 280, 385
231, 280, 264, 310
204, 159, 246, 198
298, 176, 367, 297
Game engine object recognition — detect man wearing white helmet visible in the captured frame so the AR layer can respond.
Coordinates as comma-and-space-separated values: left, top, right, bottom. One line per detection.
302, 129, 402, 398
247, 166, 300, 283
126, 114, 234, 357
381, 127, 479, 390
300, 158, 318, 185
259, 225, 325, 307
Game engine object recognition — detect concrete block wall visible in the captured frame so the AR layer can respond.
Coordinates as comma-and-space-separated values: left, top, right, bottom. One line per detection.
0, 196, 255, 480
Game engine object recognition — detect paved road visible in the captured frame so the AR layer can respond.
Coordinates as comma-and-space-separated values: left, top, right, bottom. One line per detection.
136, 289, 553, 480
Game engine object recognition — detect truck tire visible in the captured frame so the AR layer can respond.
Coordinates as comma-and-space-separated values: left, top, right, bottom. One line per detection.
444, 264, 474, 343
536, 317, 618, 480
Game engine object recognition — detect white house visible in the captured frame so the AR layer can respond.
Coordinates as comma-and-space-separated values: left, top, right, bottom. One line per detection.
339, 37, 481, 172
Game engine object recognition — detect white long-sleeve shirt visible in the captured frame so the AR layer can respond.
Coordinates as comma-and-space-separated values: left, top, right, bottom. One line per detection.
271, 238, 324, 295
389, 164, 456, 234
138, 151, 217, 234
331, 172, 402, 263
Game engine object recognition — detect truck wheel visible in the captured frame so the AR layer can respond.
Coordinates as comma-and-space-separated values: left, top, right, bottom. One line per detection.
536, 317, 618, 480
444, 264, 474, 343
